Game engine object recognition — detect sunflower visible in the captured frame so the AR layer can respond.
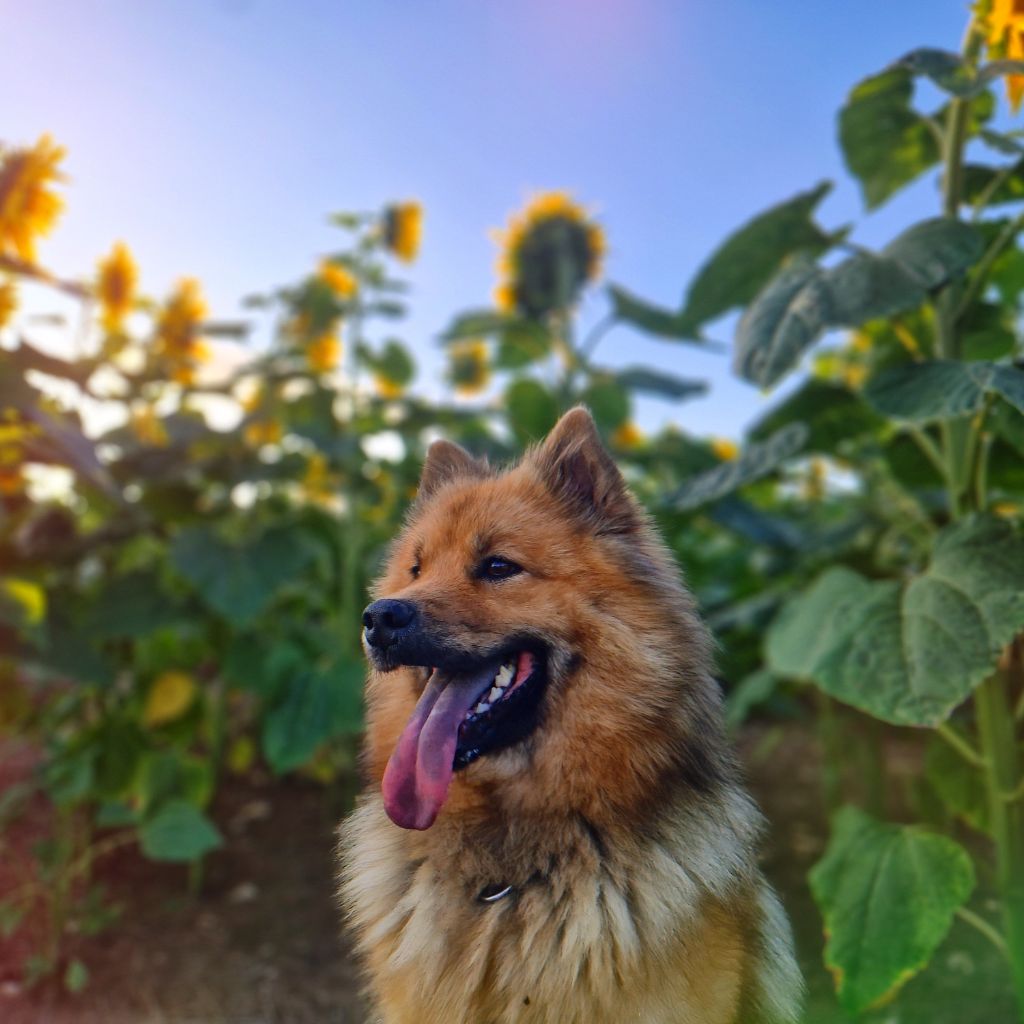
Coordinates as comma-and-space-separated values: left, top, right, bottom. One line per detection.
244, 418, 283, 448
0, 135, 66, 263
0, 278, 16, 329
447, 339, 491, 396
611, 420, 644, 449
306, 330, 342, 373
155, 278, 209, 384
319, 260, 359, 299
382, 202, 423, 262
131, 406, 169, 447
710, 437, 739, 461
493, 191, 606, 319
374, 375, 406, 399
986, 0, 1024, 111
96, 242, 138, 333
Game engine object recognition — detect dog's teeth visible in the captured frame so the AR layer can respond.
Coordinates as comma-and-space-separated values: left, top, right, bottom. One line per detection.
488, 686, 502, 703
476, 701, 490, 713
496, 665, 513, 686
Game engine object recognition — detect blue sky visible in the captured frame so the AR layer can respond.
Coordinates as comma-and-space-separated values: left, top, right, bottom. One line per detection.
5, 0, 977, 436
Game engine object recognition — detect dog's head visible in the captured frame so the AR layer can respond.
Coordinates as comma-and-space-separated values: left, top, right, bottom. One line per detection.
362, 407, 719, 831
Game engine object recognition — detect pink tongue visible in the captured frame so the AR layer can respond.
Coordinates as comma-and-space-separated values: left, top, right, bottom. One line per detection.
381, 667, 493, 830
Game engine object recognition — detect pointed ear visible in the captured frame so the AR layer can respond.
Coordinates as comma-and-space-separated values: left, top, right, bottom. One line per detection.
417, 439, 490, 502
531, 407, 639, 534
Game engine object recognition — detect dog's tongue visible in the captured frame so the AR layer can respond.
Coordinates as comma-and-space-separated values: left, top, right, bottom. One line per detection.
381, 666, 492, 830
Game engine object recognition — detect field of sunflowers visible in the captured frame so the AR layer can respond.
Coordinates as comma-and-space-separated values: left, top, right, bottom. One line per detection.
4, 3, 1024, 1022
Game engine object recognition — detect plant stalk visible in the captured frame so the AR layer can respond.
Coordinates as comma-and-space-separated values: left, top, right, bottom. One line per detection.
975, 669, 1024, 1015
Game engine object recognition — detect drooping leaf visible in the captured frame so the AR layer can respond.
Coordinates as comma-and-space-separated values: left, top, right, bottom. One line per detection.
503, 379, 559, 444
667, 424, 808, 512
677, 182, 836, 332
839, 67, 941, 209
925, 734, 990, 833
262, 658, 363, 773
864, 360, 1024, 423
614, 366, 708, 402
139, 799, 222, 862
735, 220, 982, 388
767, 516, 1024, 725
766, 567, 877, 680
896, 49, 1024, 97
606, 284, 702, 342
581, 375, 630, 430
810, 806, 975, 1015
170, 526, 319, 626
749, 379, 883, 453
962, 160, 1024, 207
83, 572, 188, 638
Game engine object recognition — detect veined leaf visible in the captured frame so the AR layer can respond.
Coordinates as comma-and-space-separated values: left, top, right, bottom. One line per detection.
810, 806, 974, 1015
607, 284, 701, 342
677, 182, 836, 333
171, 526, 320, 626
139, 800, 222, 863
614, 366, 707, 402
864, 360, 1024, 423
668, 423, 808, 512
766, 515, 1024, 725
735, 220, 982, 388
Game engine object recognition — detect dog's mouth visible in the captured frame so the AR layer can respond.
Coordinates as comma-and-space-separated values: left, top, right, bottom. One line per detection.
381, 647, 548, 830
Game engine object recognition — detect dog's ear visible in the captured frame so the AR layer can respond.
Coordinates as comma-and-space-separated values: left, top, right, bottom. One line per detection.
532, 407, 639, 534
417, 439, 489, 502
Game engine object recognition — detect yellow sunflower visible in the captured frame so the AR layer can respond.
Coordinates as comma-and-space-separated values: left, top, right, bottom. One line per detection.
131, 406, 169, 447
96, 241, 139, 333
493, 191, 605, 319
710, 437, 739, 461
374, 375, 406, 399
319, 260, 359, 299
0, 134, 67, 263
156, 278, 207, 356
0, 278, 16, 329
244, 418, 283, 447
306, 330, 341, 373
447, 339, 491, 396
986, 0, 1024, 111
611, 420, 644, 449
155, 278, 209, 384
382, 201, 423, 262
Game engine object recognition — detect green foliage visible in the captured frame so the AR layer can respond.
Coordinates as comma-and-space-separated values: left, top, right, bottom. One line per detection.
734, 219, 983, 387
768, 517, 1024, 725
810, 806, 975, 1014
139, 800, 223, 862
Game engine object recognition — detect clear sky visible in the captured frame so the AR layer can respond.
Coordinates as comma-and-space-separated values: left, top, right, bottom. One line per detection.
4, 0, 979, 437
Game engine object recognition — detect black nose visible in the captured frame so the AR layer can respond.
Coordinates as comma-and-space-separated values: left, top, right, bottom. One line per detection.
362, 599, 418, 649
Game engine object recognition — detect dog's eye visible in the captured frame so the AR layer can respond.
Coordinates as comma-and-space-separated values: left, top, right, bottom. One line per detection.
478, 556, 522, 581
410, 563, 420, 579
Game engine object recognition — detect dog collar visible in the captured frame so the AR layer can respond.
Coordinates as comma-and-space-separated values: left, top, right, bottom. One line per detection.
478, 882, 515, 904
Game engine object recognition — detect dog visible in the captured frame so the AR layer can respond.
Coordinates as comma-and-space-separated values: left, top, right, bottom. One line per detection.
337, 407, 802, 1024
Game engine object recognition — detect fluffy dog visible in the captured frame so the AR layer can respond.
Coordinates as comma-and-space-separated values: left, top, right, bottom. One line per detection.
338, 407, 802, 1024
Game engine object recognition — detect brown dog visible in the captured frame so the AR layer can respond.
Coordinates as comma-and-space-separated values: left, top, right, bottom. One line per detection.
338, 408, 802, 1024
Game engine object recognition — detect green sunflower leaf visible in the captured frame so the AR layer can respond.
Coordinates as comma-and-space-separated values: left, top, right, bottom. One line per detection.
810, 806, 975, 1015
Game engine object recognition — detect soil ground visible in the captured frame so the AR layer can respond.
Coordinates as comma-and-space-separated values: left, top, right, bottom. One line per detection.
0, 725, 1013, 1024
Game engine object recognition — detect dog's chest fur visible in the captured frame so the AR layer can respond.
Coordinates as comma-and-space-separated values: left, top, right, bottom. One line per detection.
338, 787, 795, 1024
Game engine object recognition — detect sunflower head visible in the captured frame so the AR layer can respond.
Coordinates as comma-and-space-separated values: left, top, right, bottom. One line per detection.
97, 242, 139, 334
0, 134, 67, 263
382, 202, 423, 262
0, 278, 17, 330
319, 260, 359, 299
611, 420, 644, 450
306, 330, 342, 373
710, 437, 739, 461
985, 0, 1024, 111
447, 339, 491, 396
493, 191, 605, 320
